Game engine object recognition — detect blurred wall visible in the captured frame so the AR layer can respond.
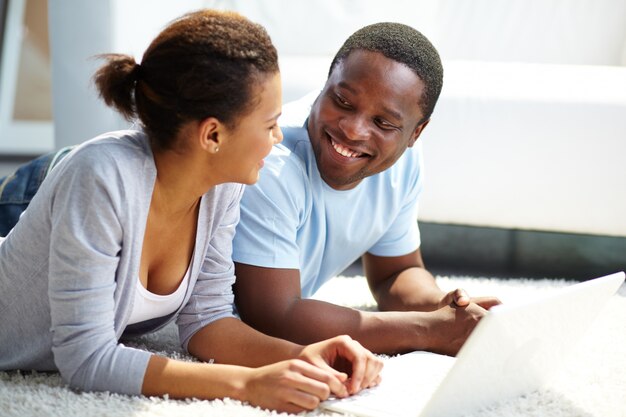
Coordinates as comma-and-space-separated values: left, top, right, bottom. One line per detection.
48, 0, 208, 149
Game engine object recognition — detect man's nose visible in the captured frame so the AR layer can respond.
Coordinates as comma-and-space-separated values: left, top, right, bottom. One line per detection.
338, 115, 369, 141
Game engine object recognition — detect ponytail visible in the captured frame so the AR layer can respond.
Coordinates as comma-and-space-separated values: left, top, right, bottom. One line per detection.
92, 54, 140, 121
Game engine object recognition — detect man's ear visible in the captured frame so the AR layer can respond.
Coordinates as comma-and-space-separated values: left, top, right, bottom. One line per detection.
198, 117, 223, 154
408, 119, 430, 148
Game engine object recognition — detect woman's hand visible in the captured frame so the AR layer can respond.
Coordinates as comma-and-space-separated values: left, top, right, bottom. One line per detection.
242, 358, 348, 414
296, 335, 384, 395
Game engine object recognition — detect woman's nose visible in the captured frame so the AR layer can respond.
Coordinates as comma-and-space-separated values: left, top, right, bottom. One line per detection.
274, 126, 284, 144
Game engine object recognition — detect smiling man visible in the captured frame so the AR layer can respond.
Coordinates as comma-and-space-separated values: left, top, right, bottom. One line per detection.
232, 23, 500, 357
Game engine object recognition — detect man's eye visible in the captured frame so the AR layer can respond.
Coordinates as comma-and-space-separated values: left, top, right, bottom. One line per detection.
375, 118, 396, 130
335, 95, 350, 107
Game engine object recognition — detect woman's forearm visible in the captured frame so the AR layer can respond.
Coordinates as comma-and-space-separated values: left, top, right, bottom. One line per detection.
142, 354, 249, 400
187, 317, 303, 367
142, 341, 360, 413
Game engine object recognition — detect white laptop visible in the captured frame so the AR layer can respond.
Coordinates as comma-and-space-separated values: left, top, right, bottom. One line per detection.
322, 271, 625, 417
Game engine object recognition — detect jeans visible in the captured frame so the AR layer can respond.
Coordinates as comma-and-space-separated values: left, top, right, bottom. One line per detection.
0, 147, 73, 237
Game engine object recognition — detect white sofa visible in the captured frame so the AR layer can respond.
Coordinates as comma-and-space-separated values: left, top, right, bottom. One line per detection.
211, 0, 626, 240
48, 0, 626, 241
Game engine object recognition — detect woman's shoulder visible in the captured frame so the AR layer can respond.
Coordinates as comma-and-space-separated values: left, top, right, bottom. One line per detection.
209, 182, 246, 207
73, 129, 150, 161
41, 130, 155, 209
58, 130, 153, 177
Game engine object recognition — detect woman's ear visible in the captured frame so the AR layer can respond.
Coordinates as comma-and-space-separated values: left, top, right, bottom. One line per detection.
198, 117, 223, 154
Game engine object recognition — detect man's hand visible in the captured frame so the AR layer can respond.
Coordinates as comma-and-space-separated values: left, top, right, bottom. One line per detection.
296, 335, 383, 395
426, 289, 501, 356
425, 302, 488, 356
439, 288, 502, 310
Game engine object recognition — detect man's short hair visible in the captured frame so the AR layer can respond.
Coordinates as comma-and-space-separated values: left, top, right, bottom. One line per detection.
329, 22, 443, 123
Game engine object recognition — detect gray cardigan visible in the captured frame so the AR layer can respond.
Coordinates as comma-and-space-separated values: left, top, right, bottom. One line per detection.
0, 130, 242, 395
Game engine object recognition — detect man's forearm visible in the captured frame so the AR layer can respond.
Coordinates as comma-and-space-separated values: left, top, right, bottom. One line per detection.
261, 297, 433, 355
371, 266, 446, 312
232, 261, 479, 356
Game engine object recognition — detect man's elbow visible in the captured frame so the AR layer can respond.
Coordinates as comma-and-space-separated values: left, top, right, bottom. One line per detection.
235, 295, 299, 338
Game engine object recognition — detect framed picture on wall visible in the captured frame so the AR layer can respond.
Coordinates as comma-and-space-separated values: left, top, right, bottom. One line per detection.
0, 0, 53, 155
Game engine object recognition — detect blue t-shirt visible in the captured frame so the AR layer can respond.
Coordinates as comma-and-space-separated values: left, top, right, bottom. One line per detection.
233, 94, 424, 297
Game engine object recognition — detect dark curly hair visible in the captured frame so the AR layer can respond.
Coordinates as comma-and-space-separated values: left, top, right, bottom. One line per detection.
329, 22, 443, 123
92, 9, 279, 150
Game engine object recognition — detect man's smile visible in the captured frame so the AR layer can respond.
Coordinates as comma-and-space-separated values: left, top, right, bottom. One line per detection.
326, 132, 370, 161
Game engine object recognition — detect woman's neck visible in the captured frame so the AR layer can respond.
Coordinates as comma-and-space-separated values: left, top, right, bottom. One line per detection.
151, 148, 212, 215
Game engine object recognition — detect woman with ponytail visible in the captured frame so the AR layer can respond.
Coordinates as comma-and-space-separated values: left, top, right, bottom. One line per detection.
0, 9, 381, 413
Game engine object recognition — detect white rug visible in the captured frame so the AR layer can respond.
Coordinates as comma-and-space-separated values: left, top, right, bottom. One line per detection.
2, 275, 625, 417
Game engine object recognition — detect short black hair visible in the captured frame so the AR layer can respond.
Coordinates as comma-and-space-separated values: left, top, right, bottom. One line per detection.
329, 22, 443, 123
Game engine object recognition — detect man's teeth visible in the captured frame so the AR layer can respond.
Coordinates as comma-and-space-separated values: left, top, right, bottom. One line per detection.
331, 139, 363, 158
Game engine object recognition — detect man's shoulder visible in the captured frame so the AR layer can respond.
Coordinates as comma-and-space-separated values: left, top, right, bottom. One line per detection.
251, 149, 309, 208
264, 127, 313, 181
241, 133, 314, 215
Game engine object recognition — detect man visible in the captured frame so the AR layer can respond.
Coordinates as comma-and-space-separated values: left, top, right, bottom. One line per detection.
232, 22, 500, 356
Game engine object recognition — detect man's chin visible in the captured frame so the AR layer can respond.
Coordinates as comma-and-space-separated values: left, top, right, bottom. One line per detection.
320, 170, 364, 191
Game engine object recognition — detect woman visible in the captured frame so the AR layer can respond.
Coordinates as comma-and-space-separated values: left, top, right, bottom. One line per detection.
0, 10, 382, 413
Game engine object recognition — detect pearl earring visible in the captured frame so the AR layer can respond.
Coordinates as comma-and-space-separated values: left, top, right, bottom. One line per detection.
215, 147, 219, 153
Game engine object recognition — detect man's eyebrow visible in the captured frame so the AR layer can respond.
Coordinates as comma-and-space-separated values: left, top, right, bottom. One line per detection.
381, 106, 402, 123
337, 81, 357, 94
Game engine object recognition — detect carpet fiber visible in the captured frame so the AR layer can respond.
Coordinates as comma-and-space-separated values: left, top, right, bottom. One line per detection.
2, 275, 625, 417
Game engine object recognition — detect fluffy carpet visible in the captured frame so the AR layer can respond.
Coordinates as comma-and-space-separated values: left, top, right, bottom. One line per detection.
1, 275, 625, 417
